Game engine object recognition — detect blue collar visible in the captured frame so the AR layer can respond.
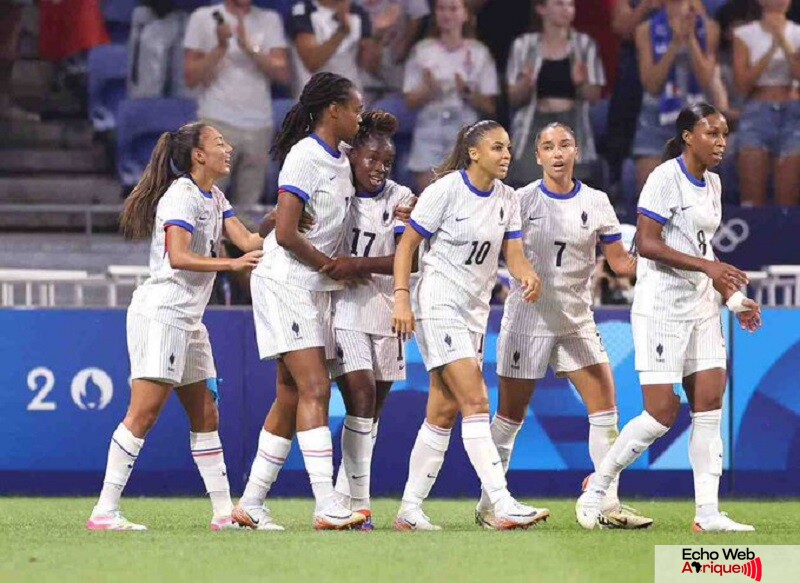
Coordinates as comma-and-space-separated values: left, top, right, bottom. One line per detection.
356, 181, 386, 198
541, 179, 581, 200
310, 133, 341, 158
460, 170, 493, 197
182, 174, 212, 199
678, 156, 706, 187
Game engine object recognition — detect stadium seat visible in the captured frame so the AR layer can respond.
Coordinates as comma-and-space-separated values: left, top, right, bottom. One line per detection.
87, 44, 128, 132
370, 93, 417, 138
103, 0, 138, 42
116, 98, 198, 187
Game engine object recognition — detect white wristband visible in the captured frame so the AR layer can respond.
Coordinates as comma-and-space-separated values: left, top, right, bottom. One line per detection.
725, 290, 749, 313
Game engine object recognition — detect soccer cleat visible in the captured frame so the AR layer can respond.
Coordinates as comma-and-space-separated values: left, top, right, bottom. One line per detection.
394, 507, 442, 531
210, 516, 241, 531
493, 496, 550, 530
692, 512, 755, 533
313, 498, 366, 531
232, 504, 285, 531
575, 488, 620, 530
86, 509, 147, 531
474, 506, 494, 530
351, 509, 374, 531
602, 503, 654, 530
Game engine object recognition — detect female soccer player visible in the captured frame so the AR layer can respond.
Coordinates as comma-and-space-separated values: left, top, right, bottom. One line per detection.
392, 120, 546, 531
328, 111, 417, 530
87, 122, 264, 531
234, 72, 368, 531
475, 122, 652, 530
577, 103, 762, 532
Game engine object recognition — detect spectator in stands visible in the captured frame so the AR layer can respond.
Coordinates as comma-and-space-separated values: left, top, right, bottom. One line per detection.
604, 1, 663, 200
184, 0, 290, 217
505, 0, 606, 188
632, 0, 719, 191
404, 0, 499, 192
287, 0, 381, 98
357, 0, 431, 102
733, 0, 800, 206
0, 0, 39, 121
128, 1, 190, 99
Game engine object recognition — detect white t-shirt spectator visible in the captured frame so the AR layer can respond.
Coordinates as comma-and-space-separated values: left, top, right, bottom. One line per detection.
289, 0, 372, 97
184, 4, 287, 129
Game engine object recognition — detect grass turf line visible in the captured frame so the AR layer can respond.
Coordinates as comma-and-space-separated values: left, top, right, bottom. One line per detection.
0, 498, 797, 583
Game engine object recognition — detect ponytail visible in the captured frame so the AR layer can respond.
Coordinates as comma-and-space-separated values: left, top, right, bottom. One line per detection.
661, 136, 684, 162
271, 72, 356, 166
120, 121, 206, 239
434, 119, 503, 180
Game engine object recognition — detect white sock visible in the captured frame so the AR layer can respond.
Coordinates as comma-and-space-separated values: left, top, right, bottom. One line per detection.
333, 420, 381, 506
399, 421, 451, 513
591, 411, 670, 493
461, 414, 510, 506
241, 429, 292, 508
588, 409, 620, 505
297, 426, 335, 511
96, 423, 144, 514
339, 415, 374, 510
190, 431, 232, 519
478, 415, 522, 510
689, 409, 723, 519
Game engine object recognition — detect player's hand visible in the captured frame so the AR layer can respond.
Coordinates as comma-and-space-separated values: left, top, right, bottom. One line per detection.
392, 294, 415, 340
320, 256, 368, 281
519, 271, 542, 303
705, 261, 748, 297
298, 211, 315, 233
230, 250, 263, 271
393, 197, 417, 224
735, 298, 762, 333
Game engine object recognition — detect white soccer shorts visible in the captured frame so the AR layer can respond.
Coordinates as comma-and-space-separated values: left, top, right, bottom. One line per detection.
414, 318, 486, 372
127, 311, 216, 386
328, 329, 407, 382
251, 274, 335, 361
496, 324, 609, 380
632, 313, 727, 385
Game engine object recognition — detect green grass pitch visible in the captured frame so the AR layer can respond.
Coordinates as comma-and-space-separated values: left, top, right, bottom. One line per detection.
1, 498, 797, 583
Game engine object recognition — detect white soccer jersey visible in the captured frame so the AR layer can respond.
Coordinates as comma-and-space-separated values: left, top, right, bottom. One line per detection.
409, 170, 522, 333
502, 180, 621, 337
254, 134, 355, 291
129, 176, 234, 331
332, 179, 415, 336
632, 157, 723, 321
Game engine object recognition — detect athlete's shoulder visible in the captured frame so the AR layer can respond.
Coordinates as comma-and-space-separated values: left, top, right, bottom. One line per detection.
164, 176, 203, 201
514, 179, 542, 200
494, 179, 517, 201
385, 179, 415, 203
579, 181, 613, 204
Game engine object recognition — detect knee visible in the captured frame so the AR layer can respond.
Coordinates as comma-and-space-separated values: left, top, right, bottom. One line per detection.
693, 393, 723, 413
124, 408, 160, 437
428, 405, 458, 430
646, 397, 681, 428
191, 403, 219, 433
459, 393, 490, 418
298, 378, 331, 405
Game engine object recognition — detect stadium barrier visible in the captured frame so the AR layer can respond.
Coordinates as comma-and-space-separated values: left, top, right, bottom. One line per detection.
1, 307, 797, 498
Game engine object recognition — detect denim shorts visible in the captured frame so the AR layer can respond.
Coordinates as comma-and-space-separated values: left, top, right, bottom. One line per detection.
737, 100, 800, 157
632, 99, 675, 159
408, 106, 478, 172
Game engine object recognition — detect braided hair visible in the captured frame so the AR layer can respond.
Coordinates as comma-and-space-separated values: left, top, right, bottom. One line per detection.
271, 72, 356, 165
352, 110, 399, 149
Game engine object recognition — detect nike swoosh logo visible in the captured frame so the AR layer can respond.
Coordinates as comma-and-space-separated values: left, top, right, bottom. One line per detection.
455, 217, 469, 222
681, 205, 693, 211
632, 448, 641, 454
329, 175, 336, 181
404, 520, 417, 527
492, 460, 502, 466
323, 513, 352, 520
351, 474, 368, 480
426, 473, 437, 479
528, 216, 544, 221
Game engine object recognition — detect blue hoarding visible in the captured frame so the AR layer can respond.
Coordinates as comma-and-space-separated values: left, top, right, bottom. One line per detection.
0, 308, 797, 497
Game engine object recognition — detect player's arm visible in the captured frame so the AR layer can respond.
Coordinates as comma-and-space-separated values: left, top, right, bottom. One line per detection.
603, 240, 637, 277
502, 238, 541, 303
166, 226, 261, 272
259, 208, 314, 237
223, 215, 263, 252
274, 190, 332, 270
636, 214, 748, 296
392, 227, 423, 338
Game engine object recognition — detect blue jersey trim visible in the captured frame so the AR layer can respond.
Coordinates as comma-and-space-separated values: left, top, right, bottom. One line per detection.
408, 218, 433, 239
678, 155, 706, 187
310, 133, 342, 158
637, 207, 668, 225
599, 232, 622, 244
222, 209, 235, 219
540, 179, 582, 200
503, 230, 523, 240
459, 170, 493, 197
164, 219, 194, 233
279, 185, 311, 202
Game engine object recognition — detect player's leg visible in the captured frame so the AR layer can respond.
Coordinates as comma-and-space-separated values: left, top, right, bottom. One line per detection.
283, 347, 365, 529
395, 371, 457, 531
440, 357, 542, 530
234, 361, 296, 530
682, 314, 752, 532
88, 379, 172, 531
